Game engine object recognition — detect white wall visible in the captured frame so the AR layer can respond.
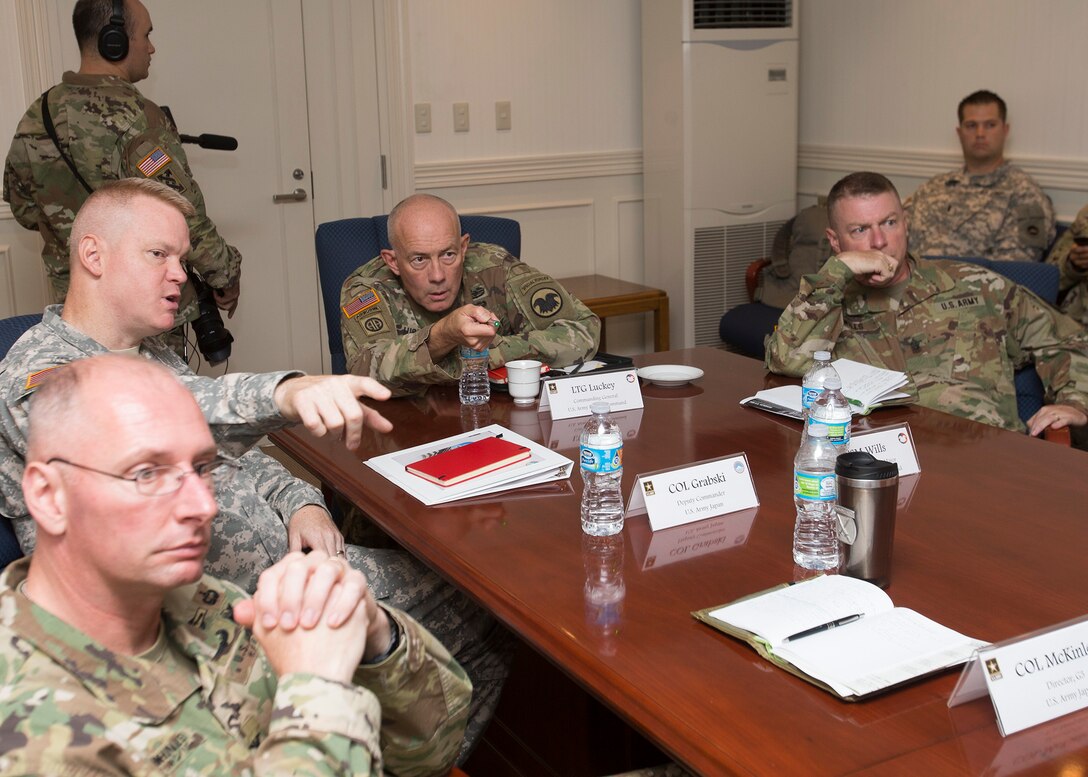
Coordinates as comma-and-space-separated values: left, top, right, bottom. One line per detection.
797, 0, 1088, 219
404, 0, 649, 354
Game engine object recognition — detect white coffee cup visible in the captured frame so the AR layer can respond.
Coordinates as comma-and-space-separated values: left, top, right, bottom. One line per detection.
506, 359, 543, 406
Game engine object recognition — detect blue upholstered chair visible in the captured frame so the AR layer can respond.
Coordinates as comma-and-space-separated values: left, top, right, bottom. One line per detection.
0, 313, 43, 571
314, 215, 522, 374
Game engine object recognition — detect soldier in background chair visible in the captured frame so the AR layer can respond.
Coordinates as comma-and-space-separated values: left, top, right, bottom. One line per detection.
904, 90, 1054, 262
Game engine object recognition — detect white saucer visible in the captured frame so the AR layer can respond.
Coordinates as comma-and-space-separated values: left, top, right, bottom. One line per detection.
636, 365, 704, 387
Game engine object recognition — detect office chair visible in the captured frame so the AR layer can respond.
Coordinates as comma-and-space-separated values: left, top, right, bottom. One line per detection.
315, 215, 522, 374
0, 312, 43, 571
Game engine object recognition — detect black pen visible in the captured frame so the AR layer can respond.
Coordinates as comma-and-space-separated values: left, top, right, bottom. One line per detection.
782, 613, 863, 643
568, 359, 585, 376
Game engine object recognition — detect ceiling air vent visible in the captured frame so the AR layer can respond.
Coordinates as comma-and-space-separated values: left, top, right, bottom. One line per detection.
693, 0, 792, 29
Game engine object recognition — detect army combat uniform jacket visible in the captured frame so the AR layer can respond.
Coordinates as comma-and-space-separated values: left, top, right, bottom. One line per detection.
3, 72, 241, 322
0, 307, 511, 758
764, 255, 1088, 432
340, 243, 600, 394
0, 307, 320, 593
0, 559, 470, 776
1045, 204, 1088, 327
904, 161, 1055, 262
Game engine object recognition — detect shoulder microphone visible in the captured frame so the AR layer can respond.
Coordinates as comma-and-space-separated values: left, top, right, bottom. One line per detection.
179, 133, 238, 151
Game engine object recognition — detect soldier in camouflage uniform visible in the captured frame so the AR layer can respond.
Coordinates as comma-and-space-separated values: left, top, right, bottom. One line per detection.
0, 179, 509, 761
0, 355, 470, 775
1045, 204, 1088, 328
904, 90, 1055, 262
3, 0, 241, 331
341, 193, 600, 395
766, 172, 1088, 437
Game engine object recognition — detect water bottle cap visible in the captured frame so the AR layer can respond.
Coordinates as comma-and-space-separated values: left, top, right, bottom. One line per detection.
814, 350, 832, 361
590, 401, 610, 415
808, 423, 829, 437
822, 375, 842, 390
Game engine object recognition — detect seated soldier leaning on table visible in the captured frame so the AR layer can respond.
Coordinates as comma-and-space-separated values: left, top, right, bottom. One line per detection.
340, 193, 601, 395
0, 355, 470, 775
764, 171, 1088, 438
0, 178, 509, 760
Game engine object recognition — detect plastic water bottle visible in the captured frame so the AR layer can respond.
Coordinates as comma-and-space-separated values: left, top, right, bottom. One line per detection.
807, 373, 852, 446
792, 423, 842, 570
458, 346, 490, 405
580, 402, 624, 536
801, 350, 836, 412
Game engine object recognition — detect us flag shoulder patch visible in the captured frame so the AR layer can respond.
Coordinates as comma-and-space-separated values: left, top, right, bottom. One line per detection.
342, 289, 380, 319
25, 366, 59, 391
137, 147, 172, 177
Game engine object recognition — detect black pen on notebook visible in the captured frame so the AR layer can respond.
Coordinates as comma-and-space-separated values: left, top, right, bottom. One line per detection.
782, 613, 863, 643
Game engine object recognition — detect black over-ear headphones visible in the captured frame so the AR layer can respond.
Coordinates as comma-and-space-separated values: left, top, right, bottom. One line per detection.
98, 0, 128, 62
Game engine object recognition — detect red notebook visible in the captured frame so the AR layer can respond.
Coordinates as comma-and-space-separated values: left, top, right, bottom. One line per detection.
405, 437, 532, 487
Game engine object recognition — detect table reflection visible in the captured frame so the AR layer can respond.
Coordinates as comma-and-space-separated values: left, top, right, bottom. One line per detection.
582, 534, 626, 656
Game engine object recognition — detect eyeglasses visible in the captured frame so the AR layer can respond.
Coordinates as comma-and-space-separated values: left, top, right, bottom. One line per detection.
46, 456, 241, 497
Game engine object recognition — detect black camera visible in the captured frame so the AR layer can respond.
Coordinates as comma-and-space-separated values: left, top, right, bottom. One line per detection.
188, 271, 234, 365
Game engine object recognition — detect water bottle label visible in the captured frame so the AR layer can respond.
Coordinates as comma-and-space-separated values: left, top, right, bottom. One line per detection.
807, 415, 849, 445
801, 385, 821, 409
580, 445, 622, 474
794, 470, 836, 501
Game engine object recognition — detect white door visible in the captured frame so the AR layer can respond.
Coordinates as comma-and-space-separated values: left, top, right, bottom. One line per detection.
48, 0, 385, 375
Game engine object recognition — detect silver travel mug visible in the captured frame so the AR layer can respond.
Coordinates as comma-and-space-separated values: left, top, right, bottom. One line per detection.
835, 451, 899, 588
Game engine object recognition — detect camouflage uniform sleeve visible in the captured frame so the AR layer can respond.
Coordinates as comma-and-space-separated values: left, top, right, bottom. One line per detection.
490, 261, 600, 368
764, 256, 853, 376
1006, 284, 1088, 416
238, 448, 326, 530
352, 608, 472, 777
341, 275, 460, 394
146, 340, 303, 456
1046, 205, 1088, 294
120, 103, 241, 289
991, 175, 1055, 262
2, 136, 41, 232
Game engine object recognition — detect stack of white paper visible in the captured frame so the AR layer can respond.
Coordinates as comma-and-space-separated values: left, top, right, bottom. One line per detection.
365, 424, 574, 506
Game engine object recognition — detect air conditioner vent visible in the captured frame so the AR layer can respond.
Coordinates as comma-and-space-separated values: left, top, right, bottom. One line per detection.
693, 0, 792, 29
693, 220, 785, 347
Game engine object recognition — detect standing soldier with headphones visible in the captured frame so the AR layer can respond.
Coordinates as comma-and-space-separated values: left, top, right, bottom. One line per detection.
3, 0, 242, 358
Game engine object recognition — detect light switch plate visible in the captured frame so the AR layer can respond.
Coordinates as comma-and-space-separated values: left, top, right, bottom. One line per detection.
495, 101, 511, 131
453, 102, 470, 132
414, 103, 431, 133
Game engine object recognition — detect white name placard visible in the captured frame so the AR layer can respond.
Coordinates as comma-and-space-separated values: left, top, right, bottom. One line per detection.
626, 453, 759, 532
846, 423, 921, 476
949, 615, 1088, 736
538, 369, 644, 420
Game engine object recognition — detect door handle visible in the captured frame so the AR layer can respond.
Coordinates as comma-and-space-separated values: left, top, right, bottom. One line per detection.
272, 188, 308, 203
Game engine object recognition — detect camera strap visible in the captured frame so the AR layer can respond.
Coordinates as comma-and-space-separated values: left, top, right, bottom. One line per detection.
40, 88, 95, 195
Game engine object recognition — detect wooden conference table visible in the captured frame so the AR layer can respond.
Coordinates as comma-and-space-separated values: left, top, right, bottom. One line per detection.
272, 348, 1088, 776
